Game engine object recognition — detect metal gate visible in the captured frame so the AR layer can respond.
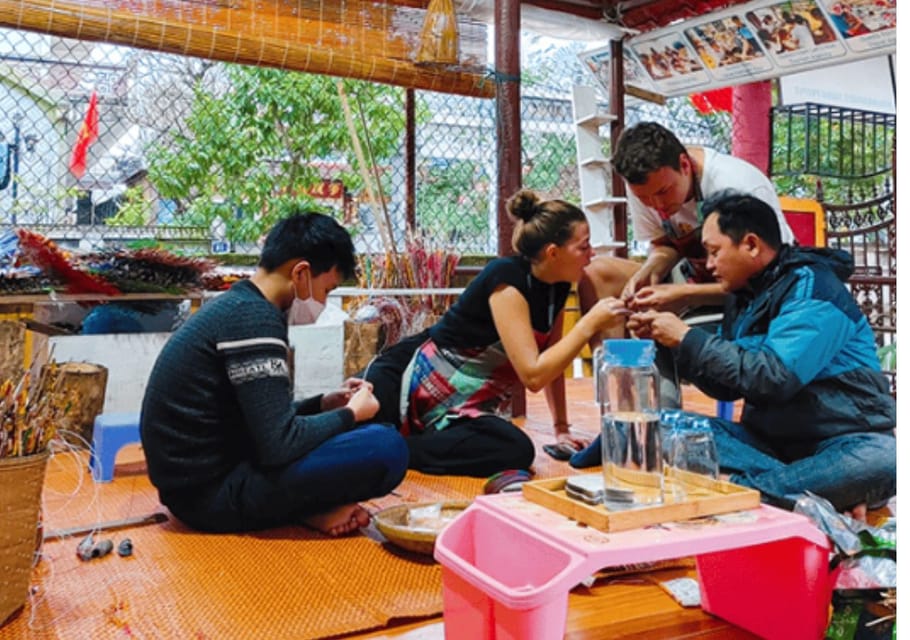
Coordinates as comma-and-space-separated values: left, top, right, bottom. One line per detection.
770, 102, 896, 392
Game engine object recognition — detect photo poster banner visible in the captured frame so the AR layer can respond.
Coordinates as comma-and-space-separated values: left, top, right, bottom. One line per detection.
579, 0, 895, 99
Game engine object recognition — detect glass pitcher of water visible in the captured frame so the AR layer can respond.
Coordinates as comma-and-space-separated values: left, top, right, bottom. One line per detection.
599, 339, 663, 507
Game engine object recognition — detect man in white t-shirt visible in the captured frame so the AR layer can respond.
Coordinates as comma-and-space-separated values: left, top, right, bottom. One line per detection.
579, 121, 794, 323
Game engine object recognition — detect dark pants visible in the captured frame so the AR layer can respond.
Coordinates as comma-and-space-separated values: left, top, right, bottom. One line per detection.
162, 424, 408, 533
363, 330, 535, 478
710, 417, 897, 512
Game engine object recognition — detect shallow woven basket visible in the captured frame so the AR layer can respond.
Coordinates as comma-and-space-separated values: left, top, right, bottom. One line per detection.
374, 501, 470, 556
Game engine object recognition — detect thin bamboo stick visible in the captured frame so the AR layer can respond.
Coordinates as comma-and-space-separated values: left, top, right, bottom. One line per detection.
354, 92, 396, 253
337, 81, 395, 255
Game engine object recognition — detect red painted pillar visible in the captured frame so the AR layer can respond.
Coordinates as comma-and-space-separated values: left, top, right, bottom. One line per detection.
731, 81, 772, 174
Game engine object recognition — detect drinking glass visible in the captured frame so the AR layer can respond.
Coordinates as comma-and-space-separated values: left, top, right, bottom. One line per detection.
592, 344, 604, 407
666, 417, 718, 502
659, 409, 684, 463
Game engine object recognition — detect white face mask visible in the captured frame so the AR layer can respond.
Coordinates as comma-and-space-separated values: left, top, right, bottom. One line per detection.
287, 271, 325, 325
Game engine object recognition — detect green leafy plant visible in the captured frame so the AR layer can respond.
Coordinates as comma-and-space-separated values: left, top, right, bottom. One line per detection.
145, 66, 406, 244
416, 158, 489, 248
769, 108, 894, 201
876, 343, 896, 372
522, 130, 577, 198
104, 186, 152, 227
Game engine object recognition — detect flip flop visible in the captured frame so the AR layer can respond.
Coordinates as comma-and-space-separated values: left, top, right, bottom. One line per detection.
483, 469, 532, 494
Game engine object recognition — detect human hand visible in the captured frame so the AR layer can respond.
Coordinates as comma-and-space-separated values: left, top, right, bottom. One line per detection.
620, 268, 649, 304
628, 283, 687, 313
346, 385, 380, 422
622, 249, 678, 303
627, 310, 690, 347
341, 377, 370, 394
321, 378, 373, 411
587, 296, 632, 330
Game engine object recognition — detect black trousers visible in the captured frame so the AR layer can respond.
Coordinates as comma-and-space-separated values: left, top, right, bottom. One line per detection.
361, 330, 535, 478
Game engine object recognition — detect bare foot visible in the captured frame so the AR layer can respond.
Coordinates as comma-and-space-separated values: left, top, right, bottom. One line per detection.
846, 503, 867, 522
303, 504, 371, 537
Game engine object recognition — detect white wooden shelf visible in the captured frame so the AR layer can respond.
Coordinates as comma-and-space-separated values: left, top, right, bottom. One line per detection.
584, 196, 627, 209
579, 156, 611, 168
575, 112, 616, 127
572, 84, 625, 249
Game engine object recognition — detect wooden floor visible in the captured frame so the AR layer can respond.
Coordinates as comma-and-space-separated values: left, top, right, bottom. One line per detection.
8, 378, 868, 640
346, 380, 756, 640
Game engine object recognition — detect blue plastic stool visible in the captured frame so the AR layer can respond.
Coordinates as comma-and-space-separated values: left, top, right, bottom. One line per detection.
716, 401, 735, 421
89, 412, 142, 482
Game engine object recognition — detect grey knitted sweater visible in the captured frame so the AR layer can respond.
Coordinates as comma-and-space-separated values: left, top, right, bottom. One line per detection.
140, 279, 354, 495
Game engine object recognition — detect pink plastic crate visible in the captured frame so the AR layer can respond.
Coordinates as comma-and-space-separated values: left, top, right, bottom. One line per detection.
697, 535, 835, 639
435, 494, 833, 640
434, 505, 585, 640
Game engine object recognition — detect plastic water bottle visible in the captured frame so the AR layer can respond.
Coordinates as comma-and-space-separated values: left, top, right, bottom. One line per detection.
593, 343, 604, 407
599, 339, 663, 507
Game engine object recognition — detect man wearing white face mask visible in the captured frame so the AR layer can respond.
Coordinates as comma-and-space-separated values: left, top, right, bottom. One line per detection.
140, 212, 408, 536
287, 270, 326, 325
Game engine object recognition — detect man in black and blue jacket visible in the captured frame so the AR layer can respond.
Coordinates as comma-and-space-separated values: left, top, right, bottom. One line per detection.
629, 189, 895, 516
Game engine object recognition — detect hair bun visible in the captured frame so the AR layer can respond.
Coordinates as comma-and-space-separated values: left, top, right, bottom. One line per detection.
507, 189, 541, 222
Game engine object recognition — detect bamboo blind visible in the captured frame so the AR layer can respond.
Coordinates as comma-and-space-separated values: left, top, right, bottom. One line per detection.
0, 0, 495, 98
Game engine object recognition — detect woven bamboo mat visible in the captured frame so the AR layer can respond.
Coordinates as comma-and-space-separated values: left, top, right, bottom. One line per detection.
0, 387, 594, 640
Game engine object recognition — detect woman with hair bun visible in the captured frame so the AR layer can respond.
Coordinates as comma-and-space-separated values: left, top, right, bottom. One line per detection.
363, 189, 627, 477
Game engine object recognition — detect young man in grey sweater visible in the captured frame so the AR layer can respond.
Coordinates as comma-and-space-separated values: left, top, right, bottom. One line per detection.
141, 212, 408, 535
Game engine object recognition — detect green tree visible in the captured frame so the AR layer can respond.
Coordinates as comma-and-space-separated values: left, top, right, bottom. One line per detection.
146, 66, 406, 243
769, 109, 894, 202
522, 130, 578, 198
415, 158, 489, 249
105, 186, 151, 227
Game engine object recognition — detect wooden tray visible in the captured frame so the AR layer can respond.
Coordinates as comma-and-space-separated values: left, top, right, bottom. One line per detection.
522, 470, 761, 532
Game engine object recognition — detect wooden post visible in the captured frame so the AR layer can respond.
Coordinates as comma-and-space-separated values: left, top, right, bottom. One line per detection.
495, 0, 526, 418
609, 38, 628, 258
495, 0, 521, 259
42, 362, 108, 447
0, 321, 26, 385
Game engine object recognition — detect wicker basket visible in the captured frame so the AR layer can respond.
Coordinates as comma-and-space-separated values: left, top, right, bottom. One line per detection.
374, 501, 470, 556
0, 451, 50, 627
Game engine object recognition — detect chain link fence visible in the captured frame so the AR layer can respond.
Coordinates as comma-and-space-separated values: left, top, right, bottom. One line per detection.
1, 27, 731, 261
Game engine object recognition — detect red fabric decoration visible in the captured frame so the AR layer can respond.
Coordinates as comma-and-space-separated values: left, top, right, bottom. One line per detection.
690, 87, 733, 115
69, 91, 99, 179
15, 228, 120, 296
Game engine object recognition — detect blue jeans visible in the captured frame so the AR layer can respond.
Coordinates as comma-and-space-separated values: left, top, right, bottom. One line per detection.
164, 423, 409, 532
572, 412, 896, 512
707, 417, 896, 512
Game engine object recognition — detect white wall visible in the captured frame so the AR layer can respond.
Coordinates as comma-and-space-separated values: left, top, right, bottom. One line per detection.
44, 332, 171, 414
780, 56, 895, 114
289, 323, 345, 400
39, 325, 344, 413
